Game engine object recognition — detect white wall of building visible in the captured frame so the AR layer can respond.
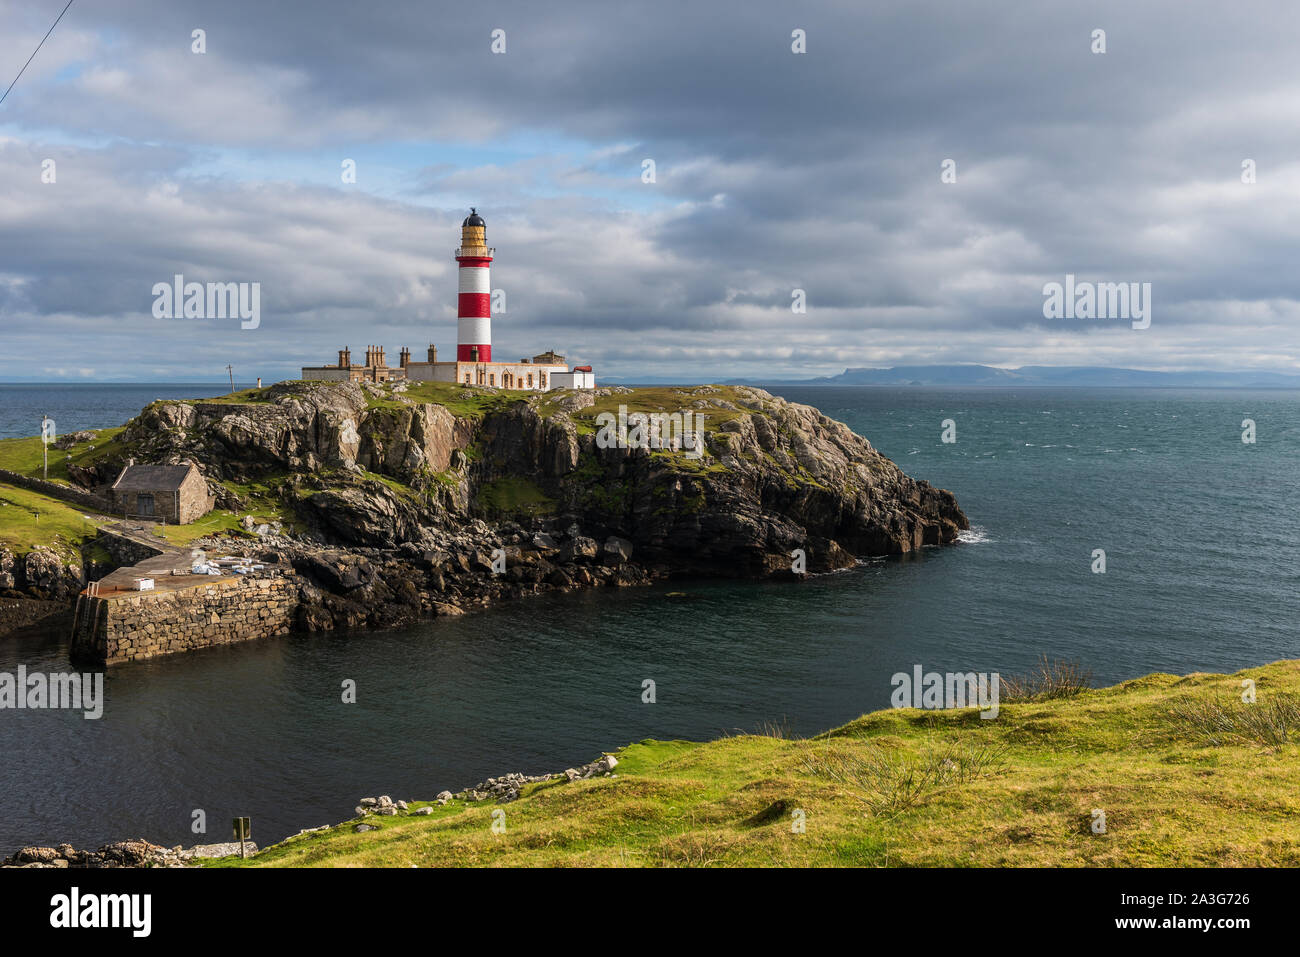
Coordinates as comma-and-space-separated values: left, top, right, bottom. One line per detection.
550, 370, 595, 389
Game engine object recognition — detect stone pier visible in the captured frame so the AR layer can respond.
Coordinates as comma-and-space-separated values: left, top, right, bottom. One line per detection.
70, 574, 299, 665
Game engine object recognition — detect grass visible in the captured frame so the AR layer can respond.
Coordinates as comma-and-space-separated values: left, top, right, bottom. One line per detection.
154, 475, 307, 546
0, 481, 104, 560
1170, 693, 1300, 750
554, 385, 752, 437
153, 510, 258, 546
801, 740, 1010, 817
476, 476, 556, 516
182, 387, 275, 405
371, 381, 524, 419
217, 658, 1300, 868
0, 427, 126, 485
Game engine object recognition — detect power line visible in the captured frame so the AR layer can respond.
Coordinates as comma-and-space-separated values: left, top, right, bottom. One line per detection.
0, 0, 76, 108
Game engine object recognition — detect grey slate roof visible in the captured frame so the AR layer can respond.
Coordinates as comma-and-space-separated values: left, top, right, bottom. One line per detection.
111, 464, 196, 492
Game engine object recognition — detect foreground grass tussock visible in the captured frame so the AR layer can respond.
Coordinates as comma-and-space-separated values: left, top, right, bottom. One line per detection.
1170, 692, 1300, 750
999, 654, 1094, 703
219, 660, 1300, 868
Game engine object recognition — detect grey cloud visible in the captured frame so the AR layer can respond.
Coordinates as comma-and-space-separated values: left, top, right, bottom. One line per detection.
2, 0, 1300, 381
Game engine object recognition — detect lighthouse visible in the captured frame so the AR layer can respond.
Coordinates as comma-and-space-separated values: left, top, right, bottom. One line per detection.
455, 208, 493, 361
301, 207, 594, 388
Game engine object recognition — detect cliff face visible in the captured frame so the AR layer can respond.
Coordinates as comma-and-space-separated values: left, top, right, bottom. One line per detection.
116, 380, 966, 575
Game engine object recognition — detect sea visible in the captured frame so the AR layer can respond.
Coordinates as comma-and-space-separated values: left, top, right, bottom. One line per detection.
1, 382, 1297, 854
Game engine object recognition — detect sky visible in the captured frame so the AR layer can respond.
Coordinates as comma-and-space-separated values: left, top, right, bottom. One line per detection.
1, 0, 1299, 382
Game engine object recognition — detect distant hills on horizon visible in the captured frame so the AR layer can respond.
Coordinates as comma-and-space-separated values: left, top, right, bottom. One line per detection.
619, 364, 1300, 388
5, 364, 1300, 388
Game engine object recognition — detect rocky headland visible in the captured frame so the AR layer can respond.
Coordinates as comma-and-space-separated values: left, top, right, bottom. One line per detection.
1, 380, 967, 639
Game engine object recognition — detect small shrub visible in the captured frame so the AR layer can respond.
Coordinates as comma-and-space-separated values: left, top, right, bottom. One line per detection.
1001, 655, 1093, 702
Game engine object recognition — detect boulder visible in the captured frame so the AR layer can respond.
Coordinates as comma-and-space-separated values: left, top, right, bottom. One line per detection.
601, 536, 634, 565
559, 536, 600, 564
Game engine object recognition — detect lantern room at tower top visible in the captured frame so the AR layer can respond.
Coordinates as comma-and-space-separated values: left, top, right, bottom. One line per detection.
301, 210, 596, 390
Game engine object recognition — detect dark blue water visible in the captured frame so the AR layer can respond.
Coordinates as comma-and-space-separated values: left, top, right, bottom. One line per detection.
2, 384, 1298, 855
0, 383, 252, 439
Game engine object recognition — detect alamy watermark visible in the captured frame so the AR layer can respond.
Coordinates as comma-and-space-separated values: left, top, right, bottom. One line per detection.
595, 405, 707, 460
1042, 274, 1150, 329
50, 888, 151, 937
152, 274, 261, 329
891, 664, 1000, 719
1, 666, 103, 719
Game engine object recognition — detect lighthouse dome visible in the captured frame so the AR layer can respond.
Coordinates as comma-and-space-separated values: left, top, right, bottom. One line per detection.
462, 208, 486, 227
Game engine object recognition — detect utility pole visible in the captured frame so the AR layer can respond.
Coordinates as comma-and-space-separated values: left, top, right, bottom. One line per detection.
226, 364, 235, 394
40, 412, 50, 480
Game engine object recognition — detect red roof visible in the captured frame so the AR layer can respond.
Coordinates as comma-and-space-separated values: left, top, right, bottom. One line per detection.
573, 365, 592, 372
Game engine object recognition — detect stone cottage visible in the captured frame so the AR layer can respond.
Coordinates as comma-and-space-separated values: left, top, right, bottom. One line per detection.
109, 462, 214, 524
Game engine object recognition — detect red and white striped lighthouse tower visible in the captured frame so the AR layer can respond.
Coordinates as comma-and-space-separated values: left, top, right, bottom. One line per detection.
455, 208, 493, 362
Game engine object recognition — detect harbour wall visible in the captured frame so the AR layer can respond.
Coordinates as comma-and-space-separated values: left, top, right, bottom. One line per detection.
70, 574, 299, 665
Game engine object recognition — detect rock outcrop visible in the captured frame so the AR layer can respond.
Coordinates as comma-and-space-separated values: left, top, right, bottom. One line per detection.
0, 839, 257, 869
4, 381, 967, 638
0, 544, 86, 603
103, 381, 967, 579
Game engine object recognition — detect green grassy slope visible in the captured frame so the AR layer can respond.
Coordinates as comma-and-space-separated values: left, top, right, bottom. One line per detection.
0, 427, 126, 486
223, 659, 1300, 868
0, 483, 104, 561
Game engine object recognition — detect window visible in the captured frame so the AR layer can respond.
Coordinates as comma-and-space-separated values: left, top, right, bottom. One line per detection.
489, 373, 495, 386
527, 373, 533, 388
540, 373, 547, 388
